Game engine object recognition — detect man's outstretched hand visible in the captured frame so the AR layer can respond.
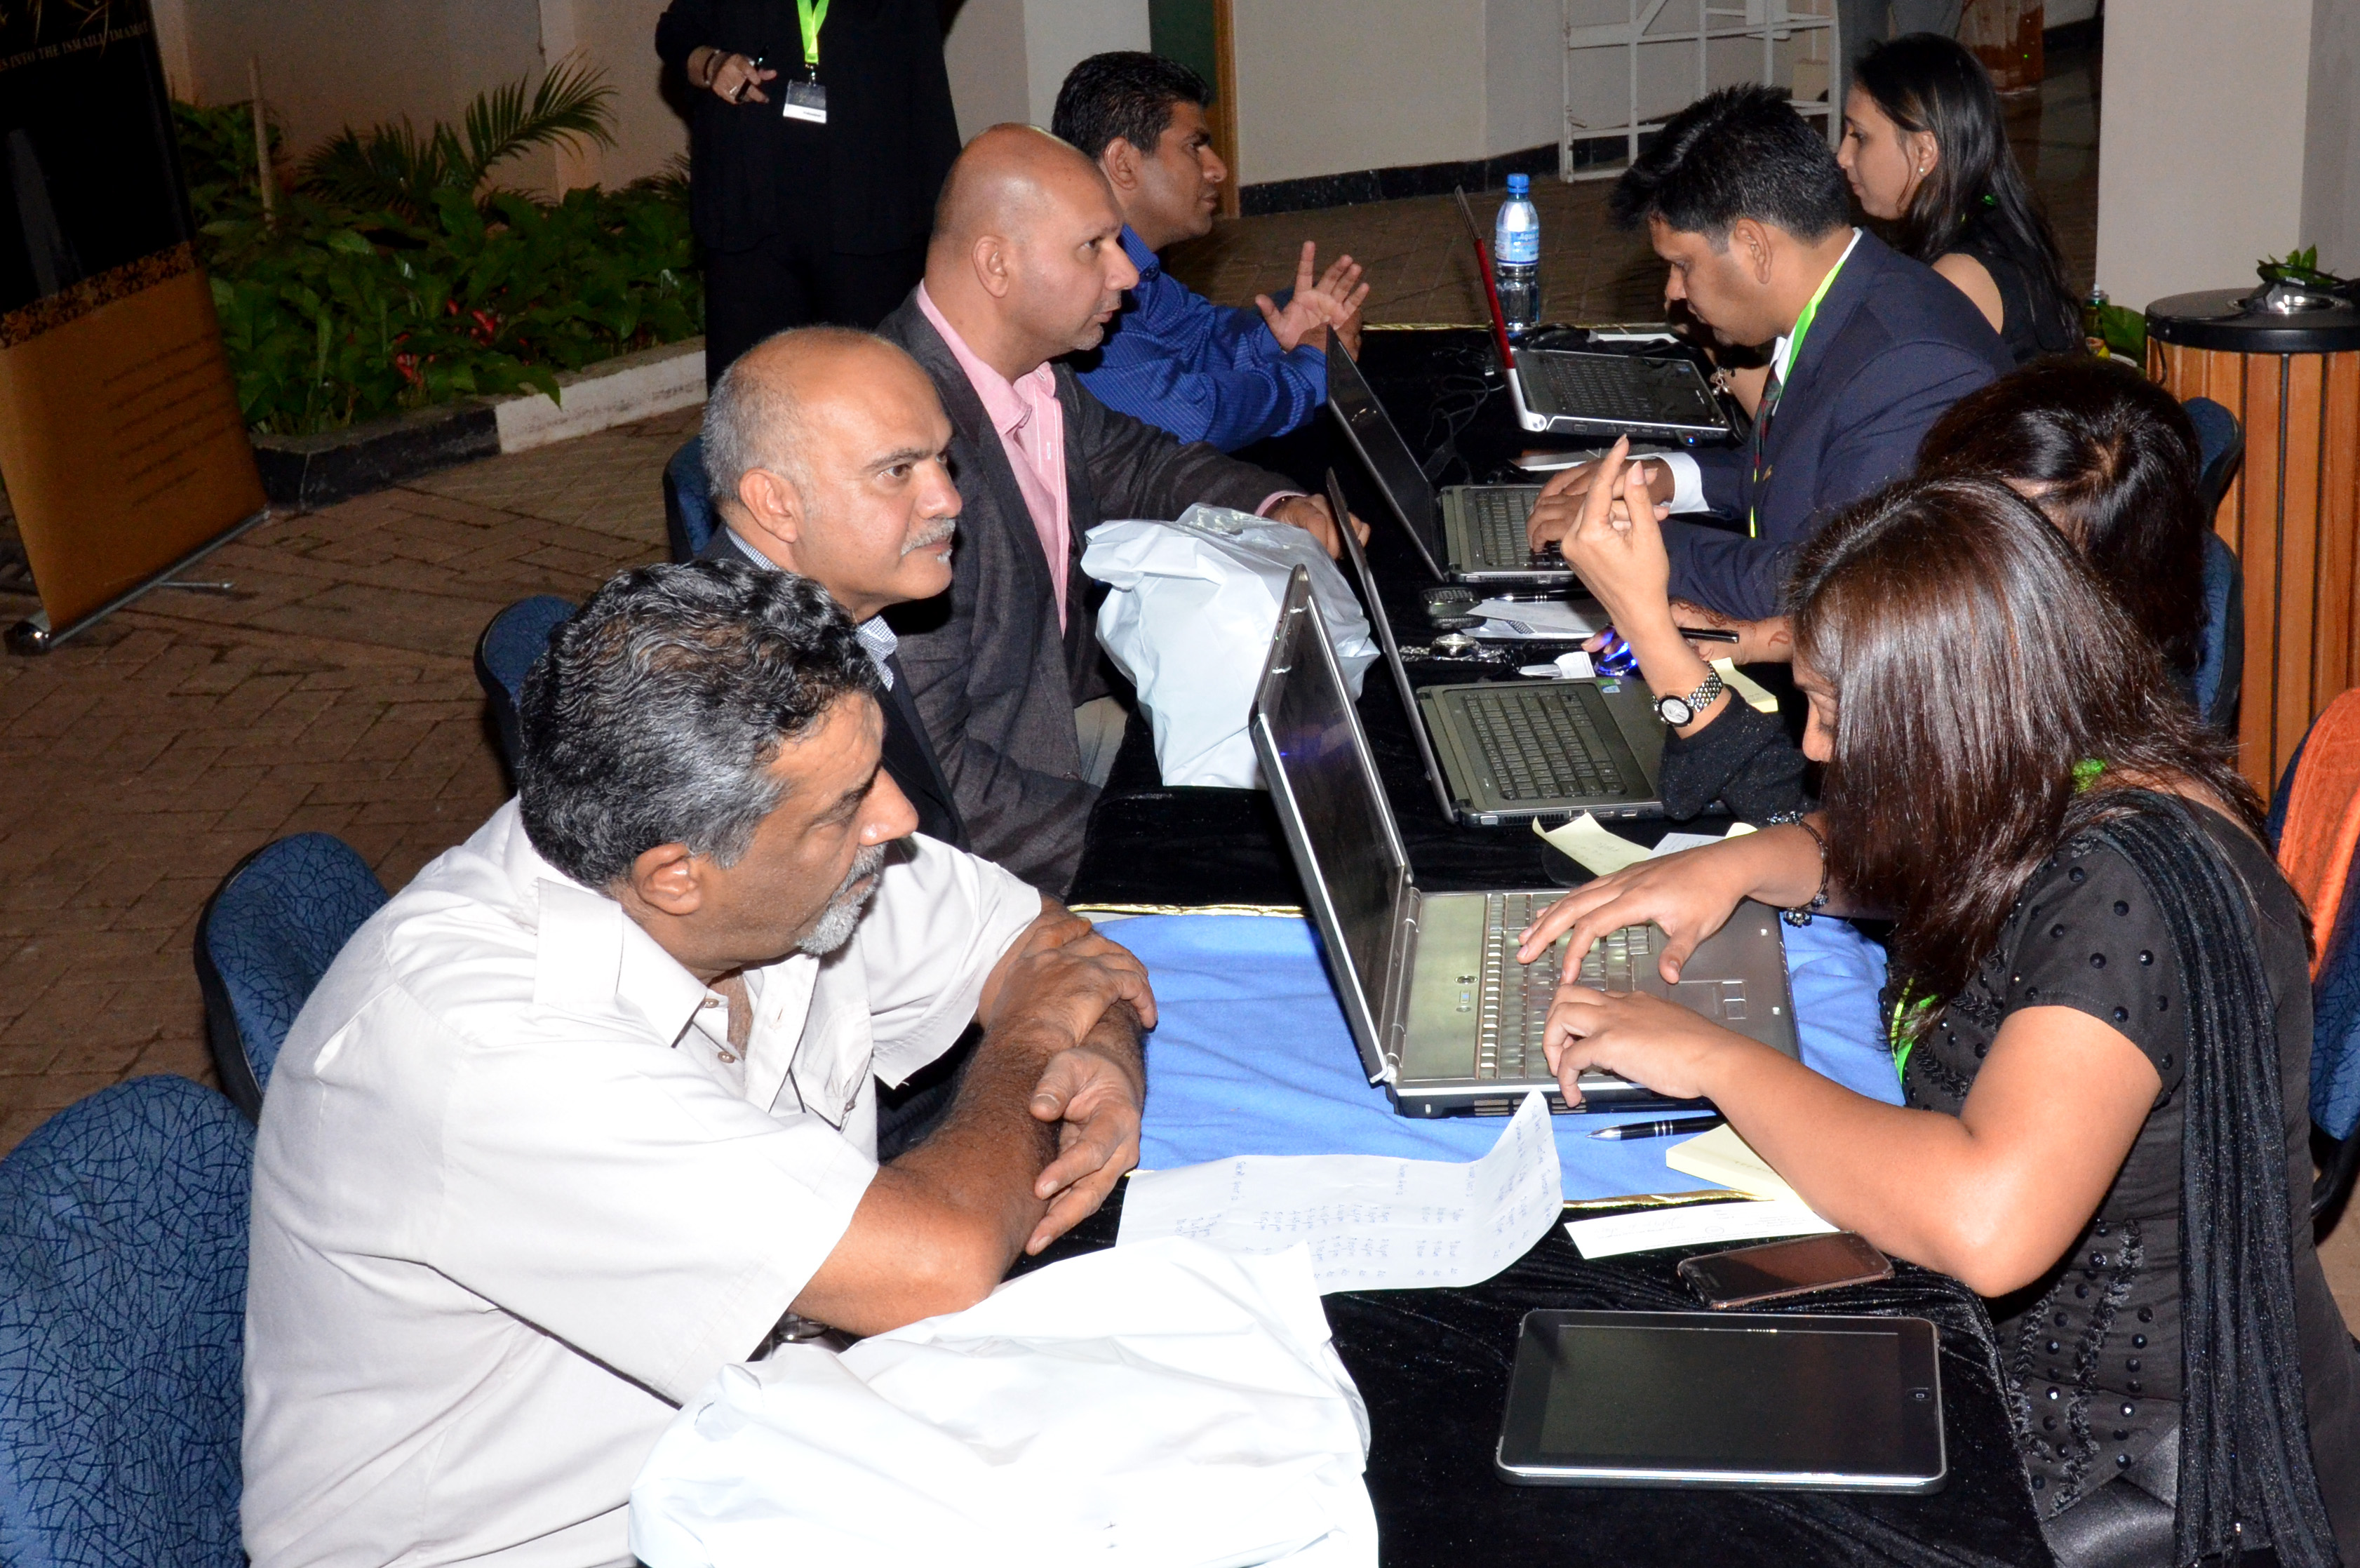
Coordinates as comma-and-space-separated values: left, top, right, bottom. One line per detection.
1256, 242, 1370, 356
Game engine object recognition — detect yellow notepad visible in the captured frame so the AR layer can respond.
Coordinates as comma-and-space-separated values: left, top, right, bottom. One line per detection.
1665, 1123, 1806, 1203
1713, 658, 1781, 714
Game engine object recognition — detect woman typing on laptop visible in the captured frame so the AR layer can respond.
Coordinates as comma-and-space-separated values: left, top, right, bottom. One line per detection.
1515, 476, 2359, 1567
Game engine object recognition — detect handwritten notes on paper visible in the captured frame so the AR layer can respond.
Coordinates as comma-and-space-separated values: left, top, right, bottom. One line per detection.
1116, 1092, 1564, 1292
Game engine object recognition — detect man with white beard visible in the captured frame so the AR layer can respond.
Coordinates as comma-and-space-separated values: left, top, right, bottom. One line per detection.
241, 563, 1153, 1568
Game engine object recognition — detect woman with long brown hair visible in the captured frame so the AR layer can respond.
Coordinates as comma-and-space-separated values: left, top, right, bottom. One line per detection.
1517, 471, 2359, 1565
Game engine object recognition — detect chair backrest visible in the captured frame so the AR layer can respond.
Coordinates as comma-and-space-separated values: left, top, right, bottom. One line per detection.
194, 833, 389, 1120
0, 1078, 253, 1568
2185, 395, 2245, 520
474, 594, 578, 779
2266, 692, 2360, 1215
2192, 530, 2243, 734
664, 434, 716, 563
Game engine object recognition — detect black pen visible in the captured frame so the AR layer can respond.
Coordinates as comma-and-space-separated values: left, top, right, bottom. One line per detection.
1588, 1114, 1726, 1141
1677, 627, 1741, 643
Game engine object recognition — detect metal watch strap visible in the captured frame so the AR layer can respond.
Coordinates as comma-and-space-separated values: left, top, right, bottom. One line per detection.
1658, 667, 1724, 725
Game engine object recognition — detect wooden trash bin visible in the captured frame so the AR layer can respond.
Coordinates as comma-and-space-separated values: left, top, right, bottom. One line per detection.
2148, 290, 2360, 796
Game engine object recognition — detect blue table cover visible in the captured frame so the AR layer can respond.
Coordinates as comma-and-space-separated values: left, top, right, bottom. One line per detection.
1113, 913, 1901, 1202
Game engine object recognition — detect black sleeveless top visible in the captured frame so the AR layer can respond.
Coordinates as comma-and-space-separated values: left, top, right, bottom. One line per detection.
1896, 803, 2360, 1552
1950, 210, 2079, 366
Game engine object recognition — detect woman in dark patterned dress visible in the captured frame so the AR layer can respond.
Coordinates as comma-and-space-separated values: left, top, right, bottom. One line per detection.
1520, 471, 2359, 1567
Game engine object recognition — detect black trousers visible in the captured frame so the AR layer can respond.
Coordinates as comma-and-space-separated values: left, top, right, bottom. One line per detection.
702, 228, 927, 387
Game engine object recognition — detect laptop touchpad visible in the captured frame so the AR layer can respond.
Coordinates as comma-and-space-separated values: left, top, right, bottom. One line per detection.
1672, 979, 1728, 1019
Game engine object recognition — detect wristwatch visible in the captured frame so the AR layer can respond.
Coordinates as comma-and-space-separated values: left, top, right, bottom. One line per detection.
1654, 668, 1724, 727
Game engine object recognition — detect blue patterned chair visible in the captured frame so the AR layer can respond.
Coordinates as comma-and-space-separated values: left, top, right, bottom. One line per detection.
664, 434, 716, 563
195, 834, 389, 1120
2184, 397, 2245, 736
0, 1077, 253, 1568
474, 595, 578, 781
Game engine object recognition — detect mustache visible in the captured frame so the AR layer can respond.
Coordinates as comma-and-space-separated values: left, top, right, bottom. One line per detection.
834, 841, 888, 899
903, 517, 958, 554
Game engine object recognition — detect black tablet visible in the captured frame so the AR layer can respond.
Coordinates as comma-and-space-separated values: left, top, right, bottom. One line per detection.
1496, 1309, 1947, 1492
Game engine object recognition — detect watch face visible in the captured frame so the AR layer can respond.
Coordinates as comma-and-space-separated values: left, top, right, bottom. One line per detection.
1658, 696, 1694, 726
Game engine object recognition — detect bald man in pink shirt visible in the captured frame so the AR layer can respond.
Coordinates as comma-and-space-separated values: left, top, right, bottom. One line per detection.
876, 124, 1356, 894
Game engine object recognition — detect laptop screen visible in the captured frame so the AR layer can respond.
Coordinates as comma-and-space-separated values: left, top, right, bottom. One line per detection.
1330, 470, 1461, 824
1324, 341, 1446, 575
1255, 577, 1409, 1049
1453, 186, 1520, 377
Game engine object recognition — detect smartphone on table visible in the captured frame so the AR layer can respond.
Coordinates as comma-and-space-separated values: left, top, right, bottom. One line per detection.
1676, 1232, 1893, 1310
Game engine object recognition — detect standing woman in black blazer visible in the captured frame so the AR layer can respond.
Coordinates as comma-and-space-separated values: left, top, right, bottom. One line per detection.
657, 0, 961, 386
1837, 32, 2081, 366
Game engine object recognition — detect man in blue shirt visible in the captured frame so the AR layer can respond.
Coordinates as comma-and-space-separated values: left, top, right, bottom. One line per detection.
1052, 53, 1369, 452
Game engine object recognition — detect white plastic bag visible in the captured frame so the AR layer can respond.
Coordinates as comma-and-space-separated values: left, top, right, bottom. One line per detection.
629, 1239, 1376, 1568
1084, 506, 1378, 789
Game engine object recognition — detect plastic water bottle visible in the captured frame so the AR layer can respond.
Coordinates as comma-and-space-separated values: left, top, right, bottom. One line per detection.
1494, 174, 1541, 337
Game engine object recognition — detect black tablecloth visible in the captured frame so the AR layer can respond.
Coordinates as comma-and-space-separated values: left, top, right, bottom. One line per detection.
1019, 1190, 2050, 1568
1061, 329, 2051, 1566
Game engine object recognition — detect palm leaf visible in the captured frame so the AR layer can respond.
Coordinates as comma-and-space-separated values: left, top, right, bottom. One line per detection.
297, 62, 615, 220
459, 58, 616, 192
302, 119, 458, 218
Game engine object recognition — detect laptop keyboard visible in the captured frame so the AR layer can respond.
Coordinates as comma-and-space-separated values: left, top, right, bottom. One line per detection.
1459, 687, 1626, 801
1529, 353, 1719, 426
1476, 892, 1654, 1079
1461, 487, 1560, 570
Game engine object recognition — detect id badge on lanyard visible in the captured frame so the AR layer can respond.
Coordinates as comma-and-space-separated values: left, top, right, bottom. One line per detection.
783, 0, 829, 123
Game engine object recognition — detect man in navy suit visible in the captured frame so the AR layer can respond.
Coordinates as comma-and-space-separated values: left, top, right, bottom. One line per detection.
1529, 84, 2011, 623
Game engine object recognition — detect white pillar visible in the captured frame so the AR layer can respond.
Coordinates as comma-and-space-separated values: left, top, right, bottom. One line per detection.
2094, 0, 2314, 310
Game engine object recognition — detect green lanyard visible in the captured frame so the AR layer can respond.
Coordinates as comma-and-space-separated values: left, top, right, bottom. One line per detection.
1747, 240, 1852, 539
1890, 760, 2106, 1085
795, 0, 829, 70
1887, 985, 1931, 1085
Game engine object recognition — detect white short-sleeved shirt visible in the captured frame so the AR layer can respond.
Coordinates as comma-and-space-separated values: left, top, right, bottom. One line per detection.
241, 800, 1041, 1568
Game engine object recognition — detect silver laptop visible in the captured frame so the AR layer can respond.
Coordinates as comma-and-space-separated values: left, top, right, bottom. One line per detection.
1332, 470, 1668, 824
1452, 187, 1733, 445
1249, 567, 1797, 1118
1325, 335, 1574, 587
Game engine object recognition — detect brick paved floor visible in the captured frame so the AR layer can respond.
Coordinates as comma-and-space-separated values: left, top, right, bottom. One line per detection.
0, 407, 699, 1153
3, 34, 2352, 1329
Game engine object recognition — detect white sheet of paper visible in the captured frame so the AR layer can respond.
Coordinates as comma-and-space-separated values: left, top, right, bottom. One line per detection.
1562, 1197, 1837, 1259
1517, 650, 1597, 680
1536, 816, 1758, 878
1116, 1091, 1563, 1292
1472, 599, 1608, 638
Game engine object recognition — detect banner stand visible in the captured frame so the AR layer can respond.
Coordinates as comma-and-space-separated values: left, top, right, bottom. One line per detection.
6, 506, 271, 655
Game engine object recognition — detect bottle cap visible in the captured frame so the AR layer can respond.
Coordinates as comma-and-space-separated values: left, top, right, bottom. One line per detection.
1506, 173, 1530, 196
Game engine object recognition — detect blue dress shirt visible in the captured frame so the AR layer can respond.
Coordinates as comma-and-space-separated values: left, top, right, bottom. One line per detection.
1078, 227, 1327, 453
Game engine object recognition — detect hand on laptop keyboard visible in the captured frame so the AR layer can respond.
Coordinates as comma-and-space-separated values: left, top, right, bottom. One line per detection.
1514, 825, 1785, 981
1538, 985, 1751, 1109
1525, 440, 1675, 555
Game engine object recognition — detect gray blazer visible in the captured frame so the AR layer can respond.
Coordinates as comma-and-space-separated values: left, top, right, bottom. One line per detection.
876, 291, 1291, 893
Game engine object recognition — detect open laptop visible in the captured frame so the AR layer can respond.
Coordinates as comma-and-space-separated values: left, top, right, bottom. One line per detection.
1332, 470, 1667, 824
1249, 566, 1797, 1117
1451, 187, 1731, 444
1324, 335, 1572, 587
